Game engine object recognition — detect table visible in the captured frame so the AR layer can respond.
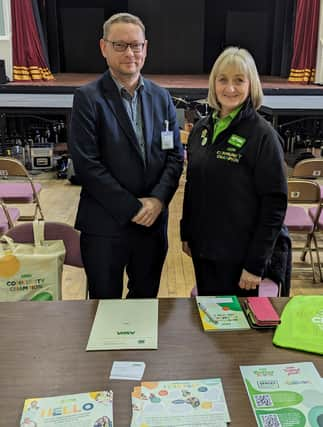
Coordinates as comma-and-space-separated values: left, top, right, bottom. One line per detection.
0, 298, 322, 426
260, 95, 323, 128
0, 93, 74, 111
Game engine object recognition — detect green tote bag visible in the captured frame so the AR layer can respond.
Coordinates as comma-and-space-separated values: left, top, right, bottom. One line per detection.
273, 295, 323, 355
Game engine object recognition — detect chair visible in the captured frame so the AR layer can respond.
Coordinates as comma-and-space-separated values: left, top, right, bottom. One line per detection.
284, 179, 323, 283
0, 200, 20, 234
6, 222, 86, 298
0, 157, 44, 221
291, 157, 323, 199
190, 278, 280, 298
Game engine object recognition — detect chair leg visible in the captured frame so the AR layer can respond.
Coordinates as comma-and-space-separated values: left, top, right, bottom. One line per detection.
306, 234, 318, 283
0, 201, 14, 229
300, 233, 311, 261
34, 193, 45, 220
35, 204, 45, 220
312, 233, 323, 282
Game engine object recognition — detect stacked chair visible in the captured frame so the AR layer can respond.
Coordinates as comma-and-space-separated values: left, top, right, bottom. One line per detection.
284, 177, 323, 283
291, 157, 323, 200
289, 157, 323, 282
0, 157, 44, 221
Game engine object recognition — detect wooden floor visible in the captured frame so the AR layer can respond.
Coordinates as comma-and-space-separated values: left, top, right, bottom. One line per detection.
26, 171, 323, 299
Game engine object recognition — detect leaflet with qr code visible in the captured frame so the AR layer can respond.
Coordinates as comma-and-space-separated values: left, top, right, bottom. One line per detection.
260, 414, 282, 427
240, 362, 323, 427
254, 394, 273, 408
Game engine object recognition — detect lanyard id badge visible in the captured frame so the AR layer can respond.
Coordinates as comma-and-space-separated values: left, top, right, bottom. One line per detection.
161, 120, 174, 150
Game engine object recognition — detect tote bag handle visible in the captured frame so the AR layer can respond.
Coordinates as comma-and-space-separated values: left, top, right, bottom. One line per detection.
32, 220, 45, 247
0, 235, 15, 256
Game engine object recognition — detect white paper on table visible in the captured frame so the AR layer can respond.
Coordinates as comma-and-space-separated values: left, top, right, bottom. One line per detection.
110, 361, 146, 380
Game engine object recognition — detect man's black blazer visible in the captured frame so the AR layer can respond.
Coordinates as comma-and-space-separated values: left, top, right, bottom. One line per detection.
69, 70, 183, 236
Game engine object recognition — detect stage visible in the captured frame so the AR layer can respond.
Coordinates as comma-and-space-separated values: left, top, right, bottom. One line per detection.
1, 73, 323, 99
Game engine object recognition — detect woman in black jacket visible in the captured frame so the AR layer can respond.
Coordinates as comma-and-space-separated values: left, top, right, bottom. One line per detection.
181, 47, 287, 296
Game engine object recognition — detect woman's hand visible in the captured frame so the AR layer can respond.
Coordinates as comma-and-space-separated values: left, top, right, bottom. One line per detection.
182, 241, 192, 257
238, 268, 261, 290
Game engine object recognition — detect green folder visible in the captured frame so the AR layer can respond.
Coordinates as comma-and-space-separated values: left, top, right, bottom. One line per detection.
86, 299, 158, 350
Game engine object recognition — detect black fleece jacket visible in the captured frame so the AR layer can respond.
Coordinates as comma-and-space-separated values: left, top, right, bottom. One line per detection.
180, 100, 287, 277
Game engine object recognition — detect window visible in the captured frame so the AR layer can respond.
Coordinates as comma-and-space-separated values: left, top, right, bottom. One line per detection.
0, 0, 9, 38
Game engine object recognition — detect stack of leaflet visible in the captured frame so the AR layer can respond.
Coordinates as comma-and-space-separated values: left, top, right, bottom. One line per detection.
130, 378, 230, 426
240, 362, 323, 427
20, 390, 113, 426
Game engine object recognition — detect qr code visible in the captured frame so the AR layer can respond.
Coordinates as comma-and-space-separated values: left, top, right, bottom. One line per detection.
254, 394, 273, 407
260, 414, 281, 427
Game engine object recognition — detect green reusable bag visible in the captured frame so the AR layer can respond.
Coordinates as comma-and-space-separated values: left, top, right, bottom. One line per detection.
273, 295, 323, 354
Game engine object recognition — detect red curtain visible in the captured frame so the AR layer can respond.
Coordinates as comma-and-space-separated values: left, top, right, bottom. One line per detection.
11, 0, 54, 81
288, 0, 320, 84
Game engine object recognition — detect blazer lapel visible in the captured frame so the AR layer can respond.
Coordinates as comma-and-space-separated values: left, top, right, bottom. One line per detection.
141, 85, 153, 164
101, 72, 144, 161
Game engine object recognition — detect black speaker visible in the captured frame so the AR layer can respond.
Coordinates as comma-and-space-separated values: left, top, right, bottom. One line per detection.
0, 60, 7, 84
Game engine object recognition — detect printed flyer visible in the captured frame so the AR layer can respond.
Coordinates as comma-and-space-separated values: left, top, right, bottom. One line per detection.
20, 390, 113, 427
240, 362, 323, 427
130, 378, 230, 426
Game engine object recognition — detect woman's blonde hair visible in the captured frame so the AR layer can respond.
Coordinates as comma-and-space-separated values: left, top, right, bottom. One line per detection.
207, 46, 263, 111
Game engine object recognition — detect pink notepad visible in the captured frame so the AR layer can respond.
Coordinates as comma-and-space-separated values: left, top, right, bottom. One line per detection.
245, 297, 280, 326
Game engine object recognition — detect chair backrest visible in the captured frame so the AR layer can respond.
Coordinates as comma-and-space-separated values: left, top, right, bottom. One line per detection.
287, 179, 321, 204
292, 158, 323, 179
6, 222, 83, 268
0, 157, 31, 179
0, 157, 44, 221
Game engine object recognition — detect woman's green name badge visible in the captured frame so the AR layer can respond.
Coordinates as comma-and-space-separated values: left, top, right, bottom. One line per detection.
228, 134, 246, 148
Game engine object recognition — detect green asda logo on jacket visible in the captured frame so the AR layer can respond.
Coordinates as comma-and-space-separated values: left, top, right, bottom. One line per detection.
228, 134, 246, 148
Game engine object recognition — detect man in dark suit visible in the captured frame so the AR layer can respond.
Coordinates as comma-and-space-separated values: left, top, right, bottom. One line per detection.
69, 13, 183, 299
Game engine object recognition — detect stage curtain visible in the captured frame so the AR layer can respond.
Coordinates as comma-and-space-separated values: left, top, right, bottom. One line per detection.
32, 0, 50, 68
44, 0, 61, 73
288, 0, 320, 84
270, 0, 297, 77
11, 0, 54, 81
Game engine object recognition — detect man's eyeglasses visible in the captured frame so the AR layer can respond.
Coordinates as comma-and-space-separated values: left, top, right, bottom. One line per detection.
104, 40, 145, 53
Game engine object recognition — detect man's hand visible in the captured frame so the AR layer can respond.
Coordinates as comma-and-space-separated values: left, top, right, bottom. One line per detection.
238, 268, 261, 290
132, 197, 163, 227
